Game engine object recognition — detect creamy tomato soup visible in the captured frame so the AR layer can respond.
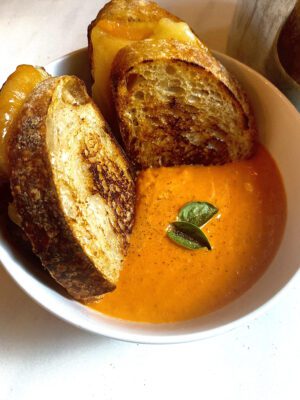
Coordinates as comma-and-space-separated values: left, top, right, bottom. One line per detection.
90, 145, 286, 323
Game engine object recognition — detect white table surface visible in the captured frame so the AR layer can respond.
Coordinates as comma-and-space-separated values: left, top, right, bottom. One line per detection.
0, 1, 299, 399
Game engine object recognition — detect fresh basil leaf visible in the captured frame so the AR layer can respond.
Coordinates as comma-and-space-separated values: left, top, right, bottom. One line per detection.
167, 221, 212, 250
178, 201, 218, 227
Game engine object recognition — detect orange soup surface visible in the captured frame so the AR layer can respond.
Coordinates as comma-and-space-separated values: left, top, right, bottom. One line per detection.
90, 145, 286, 323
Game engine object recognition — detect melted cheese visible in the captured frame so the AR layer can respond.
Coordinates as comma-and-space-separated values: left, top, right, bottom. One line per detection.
91, 18, 198, 124
0, 65, 48, 181
151, 18, 198, 42
90, 145, 286, 323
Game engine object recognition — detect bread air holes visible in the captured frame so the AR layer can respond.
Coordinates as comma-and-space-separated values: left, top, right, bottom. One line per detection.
134, 91, 145, 100
192, 89, 210, 97
187, 89, 223, 105
187, 95, 200, 104
128, 108, 139, 126
165, 65, 176, 75
126, 73, 145, 92
158, 77, 185, 95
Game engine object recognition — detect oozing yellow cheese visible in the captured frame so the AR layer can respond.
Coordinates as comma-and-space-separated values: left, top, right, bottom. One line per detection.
91, 18, 198, 125
0, 65, 48, 181
151, 18, 198, 42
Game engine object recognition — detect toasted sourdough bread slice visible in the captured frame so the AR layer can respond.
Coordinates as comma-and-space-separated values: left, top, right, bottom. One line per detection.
9, 76, 135, 302
111, 39, 257, 168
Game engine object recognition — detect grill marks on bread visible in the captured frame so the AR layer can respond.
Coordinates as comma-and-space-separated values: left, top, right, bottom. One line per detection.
9, 76, 135, 302
112, 39, 257, 169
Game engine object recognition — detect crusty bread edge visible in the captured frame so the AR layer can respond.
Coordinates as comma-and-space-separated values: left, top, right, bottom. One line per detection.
87, 0, 180, 87
111, 39, 257, 164
8, 76, 135, 303
88, 0, 257, 162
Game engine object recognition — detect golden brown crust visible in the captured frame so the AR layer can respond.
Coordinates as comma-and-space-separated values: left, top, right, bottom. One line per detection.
89, 0, 253, 124
112, 38, 256, 125
94, 0, 179, 23
87, 0, 179, 85
9, 76, 135, 302
88, 0, 257, 169
111, 39, 257, 168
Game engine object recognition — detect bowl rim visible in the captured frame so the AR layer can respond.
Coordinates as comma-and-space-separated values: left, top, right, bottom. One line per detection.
1, 238, 298, 345
0, 47, 299, 344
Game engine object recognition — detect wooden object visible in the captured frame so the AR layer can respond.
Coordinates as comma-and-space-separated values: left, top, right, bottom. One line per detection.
227, 0, 297, 75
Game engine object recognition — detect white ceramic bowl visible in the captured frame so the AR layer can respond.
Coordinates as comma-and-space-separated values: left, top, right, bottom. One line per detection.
1, 48, 300, 344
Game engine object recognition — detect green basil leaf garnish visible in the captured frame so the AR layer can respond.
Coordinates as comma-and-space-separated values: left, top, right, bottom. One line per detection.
178, 201, 218, 227
167, 221, 212, 250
